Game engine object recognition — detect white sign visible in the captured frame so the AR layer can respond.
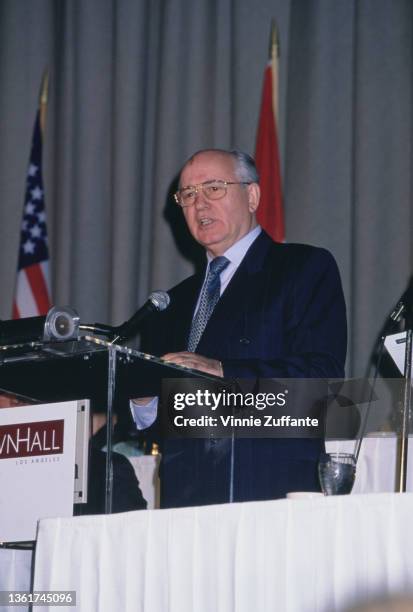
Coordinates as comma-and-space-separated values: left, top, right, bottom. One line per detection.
0, 401, 78, 542
385, 331, 410, 375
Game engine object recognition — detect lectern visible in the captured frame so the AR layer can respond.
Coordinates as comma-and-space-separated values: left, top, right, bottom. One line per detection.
0, 336, 217, 513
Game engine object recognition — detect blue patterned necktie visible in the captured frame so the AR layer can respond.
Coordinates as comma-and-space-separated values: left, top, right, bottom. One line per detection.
187, 256, 230, 352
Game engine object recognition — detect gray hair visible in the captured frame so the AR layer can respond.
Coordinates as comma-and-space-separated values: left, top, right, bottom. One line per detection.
180, 148, 259, 185
230, 150, 259, 183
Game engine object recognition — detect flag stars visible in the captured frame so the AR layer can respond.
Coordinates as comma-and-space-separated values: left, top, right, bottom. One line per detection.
23, 239, 36, 254
25, 202, 35, 215
37, 211, 46, 223
28, 164, 38, 177
30, 225, 42, 239
31, 186, 43, 201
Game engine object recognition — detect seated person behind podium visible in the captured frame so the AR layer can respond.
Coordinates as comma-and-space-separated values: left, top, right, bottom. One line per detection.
76, 413, 147, 515
131, 148, 347, 509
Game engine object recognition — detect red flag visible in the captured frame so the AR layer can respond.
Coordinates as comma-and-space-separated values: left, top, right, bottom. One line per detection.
255, 29, 285, 243
13, 77, 51, 318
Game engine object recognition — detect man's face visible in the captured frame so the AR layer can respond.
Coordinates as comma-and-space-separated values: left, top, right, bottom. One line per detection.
179, 152, 260, 257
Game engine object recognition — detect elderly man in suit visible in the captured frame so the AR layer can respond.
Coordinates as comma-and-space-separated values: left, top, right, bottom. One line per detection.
132, 148, 347, 508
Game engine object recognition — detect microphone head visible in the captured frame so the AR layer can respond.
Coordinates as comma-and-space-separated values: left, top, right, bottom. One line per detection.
44, 306, 80, 341
148, 290, 170, 312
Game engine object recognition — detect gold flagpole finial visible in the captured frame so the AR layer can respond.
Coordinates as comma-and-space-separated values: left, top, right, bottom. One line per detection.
39, 69, 49, 135
269, 19, 280, 61
268, 20, 280, 122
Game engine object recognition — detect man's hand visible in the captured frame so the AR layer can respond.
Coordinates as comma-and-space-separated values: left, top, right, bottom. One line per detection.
162, 351, 224, 377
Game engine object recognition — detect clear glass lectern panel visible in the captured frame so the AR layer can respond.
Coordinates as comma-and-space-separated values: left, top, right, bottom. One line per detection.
0, 336, 215, 513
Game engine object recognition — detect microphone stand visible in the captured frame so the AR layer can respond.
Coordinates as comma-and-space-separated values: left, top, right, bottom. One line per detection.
397, 307, 413, 492
79, 323, 115, 337
356, 283, 412, 492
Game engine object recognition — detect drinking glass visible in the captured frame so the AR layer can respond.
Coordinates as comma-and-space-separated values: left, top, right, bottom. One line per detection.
318, 452, 356, 495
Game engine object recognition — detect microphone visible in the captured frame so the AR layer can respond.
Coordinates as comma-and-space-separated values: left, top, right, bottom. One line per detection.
388, 277, 413, 324
112, 290, 170, 343
390, 301, 405, 323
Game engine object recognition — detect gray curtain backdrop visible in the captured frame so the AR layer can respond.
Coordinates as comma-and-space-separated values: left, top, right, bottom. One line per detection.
0, 0, 412, 376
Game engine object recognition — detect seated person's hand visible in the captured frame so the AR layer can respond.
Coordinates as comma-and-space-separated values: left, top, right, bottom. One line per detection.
0, 394, 27, 408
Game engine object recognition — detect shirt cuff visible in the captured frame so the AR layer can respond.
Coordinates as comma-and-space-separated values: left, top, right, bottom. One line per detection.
129, 396, 158, 430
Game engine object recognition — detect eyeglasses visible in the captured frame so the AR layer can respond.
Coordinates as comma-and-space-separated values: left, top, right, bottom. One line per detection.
174, 180, 251, 208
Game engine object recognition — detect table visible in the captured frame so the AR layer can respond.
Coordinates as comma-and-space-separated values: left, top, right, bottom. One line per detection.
327, 434, 413, 493
3, 435, 413, 612
0, 548, 32, 612
130, 435, 413, 508
32, 493, 413, 612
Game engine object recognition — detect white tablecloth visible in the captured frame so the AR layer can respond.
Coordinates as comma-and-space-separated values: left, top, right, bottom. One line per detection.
0, 549, 32, 612
327, 435, 413, 493
33, 493, 413, 612
128, 455, 160, 509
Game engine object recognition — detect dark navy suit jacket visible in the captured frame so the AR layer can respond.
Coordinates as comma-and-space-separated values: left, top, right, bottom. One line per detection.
141, 231, 347, 508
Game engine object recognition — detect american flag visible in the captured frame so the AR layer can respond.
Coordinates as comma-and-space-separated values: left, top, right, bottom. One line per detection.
13, 111, 51, 318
